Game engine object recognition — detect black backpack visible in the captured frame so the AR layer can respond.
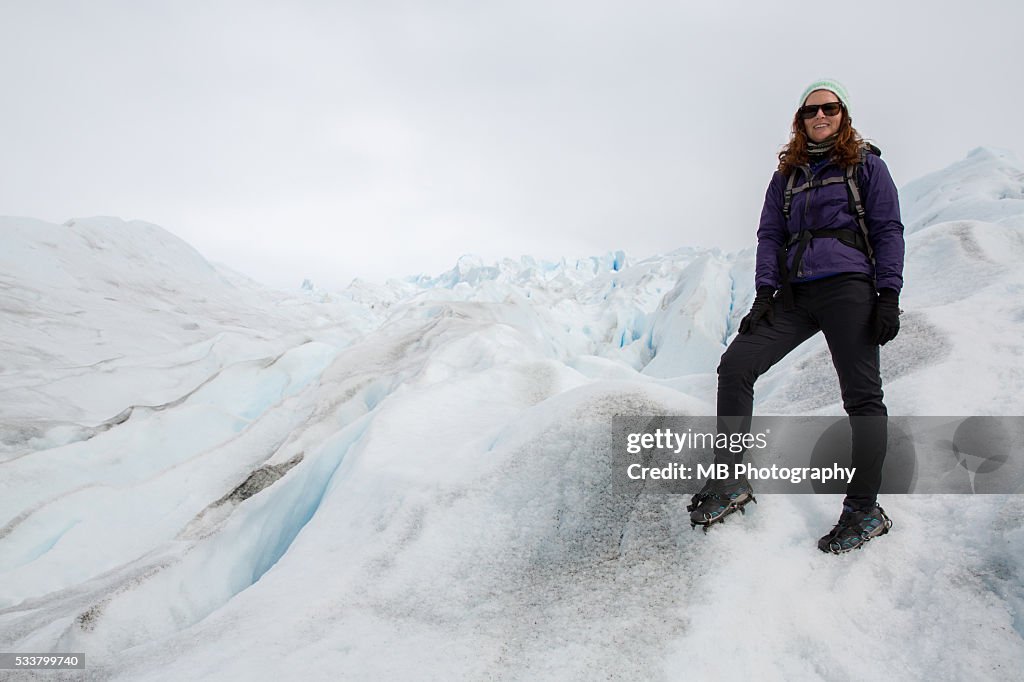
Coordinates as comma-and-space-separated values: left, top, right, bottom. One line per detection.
777, 143, 880, 308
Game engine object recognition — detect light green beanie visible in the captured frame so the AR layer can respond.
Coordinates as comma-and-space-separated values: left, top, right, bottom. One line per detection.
799, 79, 851, 110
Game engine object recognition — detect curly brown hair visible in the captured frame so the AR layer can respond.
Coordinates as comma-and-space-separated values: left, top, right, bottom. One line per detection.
777, 104, 864, 175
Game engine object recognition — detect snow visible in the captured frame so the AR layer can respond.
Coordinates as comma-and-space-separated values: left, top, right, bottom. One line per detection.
1, 148, 1023, 680
901, 146, 1024, 234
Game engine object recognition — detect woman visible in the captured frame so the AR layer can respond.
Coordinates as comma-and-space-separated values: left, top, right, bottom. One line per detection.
687, 79, 905, 554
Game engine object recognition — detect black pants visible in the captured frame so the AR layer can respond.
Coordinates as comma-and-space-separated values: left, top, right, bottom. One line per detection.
716, 273, 886, 508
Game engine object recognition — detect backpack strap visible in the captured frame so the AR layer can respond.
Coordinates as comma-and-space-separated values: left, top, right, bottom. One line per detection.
782, 167, 800, 220
845, 150, 874, 260
777, 145, 880, 309
783, 165, 846, 220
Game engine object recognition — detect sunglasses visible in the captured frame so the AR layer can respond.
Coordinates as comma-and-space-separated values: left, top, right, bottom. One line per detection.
798, 102, 843, 119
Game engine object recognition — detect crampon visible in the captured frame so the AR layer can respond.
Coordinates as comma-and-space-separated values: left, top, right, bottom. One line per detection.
687, 477, 757, 533
818, 504, 893, 554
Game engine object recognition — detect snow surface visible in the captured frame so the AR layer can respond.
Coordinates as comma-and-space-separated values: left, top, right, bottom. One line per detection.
2, 149, 1023, 680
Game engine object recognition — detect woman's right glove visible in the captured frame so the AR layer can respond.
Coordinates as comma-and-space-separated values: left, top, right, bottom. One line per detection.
872, 288, 901, 346
738, 286, 776, 334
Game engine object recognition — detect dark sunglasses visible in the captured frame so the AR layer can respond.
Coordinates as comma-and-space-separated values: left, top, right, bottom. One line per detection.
798, 102, 843, 119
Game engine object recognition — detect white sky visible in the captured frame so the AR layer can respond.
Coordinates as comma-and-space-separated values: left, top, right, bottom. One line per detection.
2, 0, 1022, 290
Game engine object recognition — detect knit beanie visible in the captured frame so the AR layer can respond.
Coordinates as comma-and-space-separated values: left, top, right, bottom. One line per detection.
799, 79, 851, 110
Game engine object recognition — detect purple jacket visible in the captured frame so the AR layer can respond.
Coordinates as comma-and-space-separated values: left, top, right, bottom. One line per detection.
754, 152, 905, 293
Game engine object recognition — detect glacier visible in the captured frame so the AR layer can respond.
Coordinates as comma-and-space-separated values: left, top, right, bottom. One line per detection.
1, 149, 1023, 680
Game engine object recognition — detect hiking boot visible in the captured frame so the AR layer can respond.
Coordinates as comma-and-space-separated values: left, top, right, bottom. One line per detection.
818, 503, 893, 554
688, 476, 756, 532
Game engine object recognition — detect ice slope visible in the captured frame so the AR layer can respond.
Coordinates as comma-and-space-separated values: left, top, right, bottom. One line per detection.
901, 146, 1024, 234
0, 216, 380, 454
1, 148, 1023, 680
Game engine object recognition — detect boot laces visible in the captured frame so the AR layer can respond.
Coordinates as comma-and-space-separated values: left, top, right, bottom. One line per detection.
825, 508, 861, 539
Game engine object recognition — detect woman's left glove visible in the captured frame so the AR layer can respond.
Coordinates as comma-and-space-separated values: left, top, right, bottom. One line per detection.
872, 288, 901, 346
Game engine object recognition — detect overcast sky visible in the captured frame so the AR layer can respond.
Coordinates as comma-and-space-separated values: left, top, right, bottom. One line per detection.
2, 0, 1021, 290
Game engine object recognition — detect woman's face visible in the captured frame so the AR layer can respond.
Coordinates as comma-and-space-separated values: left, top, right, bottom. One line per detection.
802, 89, 843, 143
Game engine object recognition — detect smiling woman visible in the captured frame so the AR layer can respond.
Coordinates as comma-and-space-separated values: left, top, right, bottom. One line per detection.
801, 94, 843, 143
688, 78, 907, 555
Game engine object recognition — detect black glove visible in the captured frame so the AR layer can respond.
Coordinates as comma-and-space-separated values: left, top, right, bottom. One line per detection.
872, 288, 901, 346
738, 286, 776, 335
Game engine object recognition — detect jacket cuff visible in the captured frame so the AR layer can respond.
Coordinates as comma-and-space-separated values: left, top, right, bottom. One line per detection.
877, 288, 899, 303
